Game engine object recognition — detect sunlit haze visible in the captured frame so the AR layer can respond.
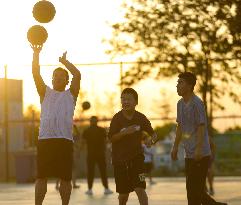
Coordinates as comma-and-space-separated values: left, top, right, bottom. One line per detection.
0, 0, 239, 130
0, 0, 124, 110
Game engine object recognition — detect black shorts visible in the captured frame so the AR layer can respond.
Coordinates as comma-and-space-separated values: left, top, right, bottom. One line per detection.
144, 162, 153, 173
113, 154, 146, 194
37, 138, 73, 181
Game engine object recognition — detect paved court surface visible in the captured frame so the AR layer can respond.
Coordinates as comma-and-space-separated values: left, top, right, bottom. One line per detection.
0, 177, 240, 205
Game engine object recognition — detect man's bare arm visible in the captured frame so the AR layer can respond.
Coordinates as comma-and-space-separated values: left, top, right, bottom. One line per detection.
59, 52, 81, 100
174, 124, 182, 148
194, 124, 205, 160
31, 45, 46, 103
171, 123, 182, 160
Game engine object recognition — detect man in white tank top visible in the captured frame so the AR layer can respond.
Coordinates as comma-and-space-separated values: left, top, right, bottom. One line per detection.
31, 44, 80, 205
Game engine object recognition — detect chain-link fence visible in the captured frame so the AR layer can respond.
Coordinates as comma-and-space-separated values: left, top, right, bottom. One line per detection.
0, 60, 241, 181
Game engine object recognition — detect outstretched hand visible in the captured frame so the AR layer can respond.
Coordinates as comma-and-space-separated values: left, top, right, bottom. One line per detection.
59, 51, 68, 64
31, 44, 42, 54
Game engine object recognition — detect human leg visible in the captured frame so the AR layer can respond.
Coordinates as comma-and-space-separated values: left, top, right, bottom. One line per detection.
59, 180, 72, 205
118, 193, 129, 205
35, 178, 47, 205
86, 155, 95, 193
97, 155, 109, 189
134, 187, 148, 205
130, 155, 147, 205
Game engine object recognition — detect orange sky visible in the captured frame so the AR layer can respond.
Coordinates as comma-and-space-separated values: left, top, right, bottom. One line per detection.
0, 0, 240, 131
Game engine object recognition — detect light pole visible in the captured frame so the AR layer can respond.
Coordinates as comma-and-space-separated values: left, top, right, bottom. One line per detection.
4, 64, 9, 182
120, 62, 123, 93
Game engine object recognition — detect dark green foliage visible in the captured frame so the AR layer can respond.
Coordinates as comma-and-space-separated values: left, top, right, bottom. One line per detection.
106, 0, 241, 132
154, 123, 176, 141
224, 125, 241, 134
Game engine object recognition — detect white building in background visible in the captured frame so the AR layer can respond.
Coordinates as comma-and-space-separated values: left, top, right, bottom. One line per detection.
0, 78, 24, 180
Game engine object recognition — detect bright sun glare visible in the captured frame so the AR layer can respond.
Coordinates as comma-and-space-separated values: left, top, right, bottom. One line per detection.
0, 0, 123, 110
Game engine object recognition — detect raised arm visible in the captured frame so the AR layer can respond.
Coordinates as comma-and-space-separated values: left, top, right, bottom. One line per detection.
59, 51, 81, 100
31, 45, 46, 103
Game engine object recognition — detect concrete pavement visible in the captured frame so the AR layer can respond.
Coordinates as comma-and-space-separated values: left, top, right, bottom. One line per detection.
0, 177, 240, 205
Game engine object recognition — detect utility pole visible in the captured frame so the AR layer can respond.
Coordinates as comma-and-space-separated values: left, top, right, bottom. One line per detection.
4, 64, 9, 181
120, 62, 123, 93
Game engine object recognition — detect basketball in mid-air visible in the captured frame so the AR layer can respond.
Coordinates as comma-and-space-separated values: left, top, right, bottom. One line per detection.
27, 25, 48, 45
32, 0, 56, 23
82, 101, 91, 111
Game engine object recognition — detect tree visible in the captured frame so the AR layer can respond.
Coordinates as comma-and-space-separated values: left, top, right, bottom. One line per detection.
106, 0, 241, 135
155, 123, 176, 141
153, 90, 172, 119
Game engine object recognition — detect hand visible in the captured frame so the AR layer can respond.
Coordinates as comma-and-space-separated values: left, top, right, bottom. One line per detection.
150, 133, 158, 144
31, 44, 42, 54
194, 147, 202, 161
171, 146, 178, 161
59, 51, 67, 64
145, 138, 152, 147
121, 125, 140, 135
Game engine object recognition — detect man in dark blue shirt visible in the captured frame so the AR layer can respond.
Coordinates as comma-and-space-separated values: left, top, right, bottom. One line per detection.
83, 116, 113, 195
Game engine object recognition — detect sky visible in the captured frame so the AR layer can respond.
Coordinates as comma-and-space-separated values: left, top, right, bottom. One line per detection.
0, 0, 240, 130
0, 0, 178, 116
0, 0, 125, 108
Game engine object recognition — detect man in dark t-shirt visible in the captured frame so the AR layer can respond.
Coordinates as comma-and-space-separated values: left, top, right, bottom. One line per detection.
82, 116, 113, 195
108, 88, 157, 205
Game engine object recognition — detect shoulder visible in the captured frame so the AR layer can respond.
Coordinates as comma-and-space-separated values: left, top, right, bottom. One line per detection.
177, 98, 183, 106
135, 111, 146, 118
192, 95, 205, 107
135, 111, 149, 121
41, 86, 52, 104
111, 111, 122, 121
46, 86, 52, 91
66, 89, 75, 99
44, 86, 53, 95
176, 99, 184, 112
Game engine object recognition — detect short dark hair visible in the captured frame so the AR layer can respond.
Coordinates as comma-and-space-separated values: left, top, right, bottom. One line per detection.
178, 72, 196, 91
53, 67, 69, 81
121, 88, 138, 104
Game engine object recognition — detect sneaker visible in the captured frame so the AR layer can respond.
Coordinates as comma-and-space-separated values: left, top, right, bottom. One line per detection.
85, 189, 93, 195
104, 188, 113, 195
209, 188, 214, 196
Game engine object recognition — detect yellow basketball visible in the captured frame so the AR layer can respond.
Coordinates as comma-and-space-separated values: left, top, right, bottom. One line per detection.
32, 0, 56, 23
27, 25, 48, 45
82, 101, 91, 111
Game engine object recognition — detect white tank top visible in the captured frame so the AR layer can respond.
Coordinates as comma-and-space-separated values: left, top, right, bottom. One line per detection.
39, 86, 75, 141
